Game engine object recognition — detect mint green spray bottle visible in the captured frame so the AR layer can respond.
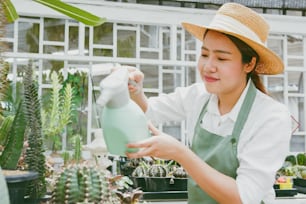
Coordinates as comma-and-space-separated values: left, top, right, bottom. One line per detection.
97, 68, 150, 156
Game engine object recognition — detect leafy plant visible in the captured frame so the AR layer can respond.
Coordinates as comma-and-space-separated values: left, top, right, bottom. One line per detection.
1, 0, 106, 26
0, 100, 26, 169
42, 71, 74, 152
278, 153, 306, 178
0, 61, 48, 201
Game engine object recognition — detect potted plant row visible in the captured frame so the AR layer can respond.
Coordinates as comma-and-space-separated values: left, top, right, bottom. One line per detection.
277, 153, 306, 194
121, 158, 188, 193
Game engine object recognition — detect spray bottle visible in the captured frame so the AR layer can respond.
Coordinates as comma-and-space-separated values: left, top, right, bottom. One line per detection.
97, 68, 150, 156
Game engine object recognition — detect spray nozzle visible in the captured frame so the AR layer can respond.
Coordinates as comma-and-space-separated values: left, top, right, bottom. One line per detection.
97, 68, 130, 108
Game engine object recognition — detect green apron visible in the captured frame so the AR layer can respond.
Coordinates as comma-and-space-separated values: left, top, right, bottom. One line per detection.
188, 81, 256, 204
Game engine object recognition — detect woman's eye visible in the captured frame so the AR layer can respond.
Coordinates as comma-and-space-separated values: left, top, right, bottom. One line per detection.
218, 57, 228, 61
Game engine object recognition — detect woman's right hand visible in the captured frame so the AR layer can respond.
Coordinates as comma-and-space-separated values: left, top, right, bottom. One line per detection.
118, 65, 148, 112
119, 65, 144, 96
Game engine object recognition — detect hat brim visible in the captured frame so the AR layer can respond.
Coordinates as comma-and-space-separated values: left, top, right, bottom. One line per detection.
182, 22, 284, 75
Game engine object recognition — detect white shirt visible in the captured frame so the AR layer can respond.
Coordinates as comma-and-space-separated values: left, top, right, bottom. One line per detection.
145, 81, 292, 204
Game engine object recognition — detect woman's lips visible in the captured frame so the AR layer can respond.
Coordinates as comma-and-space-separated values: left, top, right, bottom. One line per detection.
204, 75, 219, 82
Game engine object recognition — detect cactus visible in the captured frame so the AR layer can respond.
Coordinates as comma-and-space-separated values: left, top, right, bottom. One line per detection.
147, 159, 174, 177
0, 62, 10, 116
0, 100, 26, 169
115, 188, 143, 204
52, 164, 120, 204
147, 164, 168, 177
172, 166, 188, 178
0, 115, 13, 146
23, 62, 46, 198
41, 71, 74, 152
132, 163, 148, 177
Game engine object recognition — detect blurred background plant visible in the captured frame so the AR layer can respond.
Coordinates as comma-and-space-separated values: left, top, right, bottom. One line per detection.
2, 0, 106, 26
41, 71, 75, 153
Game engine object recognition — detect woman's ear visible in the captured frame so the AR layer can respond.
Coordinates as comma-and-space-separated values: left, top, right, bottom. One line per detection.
244, 57, 256, 73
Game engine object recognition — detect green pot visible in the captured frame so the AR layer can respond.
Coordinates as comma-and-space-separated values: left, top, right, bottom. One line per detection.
4, 170, 38, 204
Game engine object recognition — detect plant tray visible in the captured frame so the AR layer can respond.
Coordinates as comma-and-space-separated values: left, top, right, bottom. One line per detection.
293, 178, 306, 187
274, 188, 298, 197
131, 177, 187, 192
142, 191, 188, 201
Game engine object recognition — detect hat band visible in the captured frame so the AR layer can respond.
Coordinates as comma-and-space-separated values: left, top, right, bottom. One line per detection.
209, 14, 265, 46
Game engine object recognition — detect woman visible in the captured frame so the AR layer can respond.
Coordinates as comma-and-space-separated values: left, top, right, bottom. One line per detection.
125, 3, 292, 204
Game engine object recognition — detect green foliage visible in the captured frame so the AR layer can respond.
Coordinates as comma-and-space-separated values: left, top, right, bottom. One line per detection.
0, 101, 25, 169
2, 0, 106, 26
297, 153, 306, 166
285, 154, 297, 166
42, 71, 74, 152
0, 115, 13, 146
23, 63, 46, 199
0, 61, 10, 116
34, 0, 106, 26
72, 134, 82, 163
1, 0, 18, 23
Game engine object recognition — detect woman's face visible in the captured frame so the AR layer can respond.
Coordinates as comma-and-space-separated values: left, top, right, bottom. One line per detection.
198, 30, 251, 97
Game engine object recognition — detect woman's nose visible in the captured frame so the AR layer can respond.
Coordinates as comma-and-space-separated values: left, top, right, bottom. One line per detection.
201, 57, 216, 72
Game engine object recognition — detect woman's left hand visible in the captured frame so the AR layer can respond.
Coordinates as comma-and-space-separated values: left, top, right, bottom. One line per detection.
125, 123, 185, 161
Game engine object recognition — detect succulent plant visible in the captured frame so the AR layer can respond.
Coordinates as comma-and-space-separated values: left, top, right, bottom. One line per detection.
41, 71, 74, 152
115, 188, 143, 204
52, 164, 120, 204
147, 164, 168, 177
172, 166, 188, 178
132, 165, 148, 177
0, 100, 26, 169
23, 62, 47, 198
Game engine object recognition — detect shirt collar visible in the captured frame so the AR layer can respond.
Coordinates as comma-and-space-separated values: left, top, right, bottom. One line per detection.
207, 80, 252, 122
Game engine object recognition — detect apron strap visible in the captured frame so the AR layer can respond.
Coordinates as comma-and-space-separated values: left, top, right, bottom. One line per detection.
231, 81, 257, 139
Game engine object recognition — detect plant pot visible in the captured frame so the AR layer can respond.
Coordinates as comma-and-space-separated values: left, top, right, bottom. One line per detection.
132, 177, 188, 192
168, 178, 188, 191
131, 177, 148, 191
146, 177, 172, 192
293, 177, 306, 187
3, 170, 38, 204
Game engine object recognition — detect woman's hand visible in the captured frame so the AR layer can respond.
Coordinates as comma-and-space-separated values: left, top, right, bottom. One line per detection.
110, 65, 144, 96
126, 123, 186, 161
124, 66, 144, 97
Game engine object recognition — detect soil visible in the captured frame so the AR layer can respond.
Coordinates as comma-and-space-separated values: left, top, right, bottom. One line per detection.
2, 170, 30, 176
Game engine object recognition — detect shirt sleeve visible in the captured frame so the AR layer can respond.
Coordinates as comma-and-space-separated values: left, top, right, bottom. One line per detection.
236, 102, 292, 204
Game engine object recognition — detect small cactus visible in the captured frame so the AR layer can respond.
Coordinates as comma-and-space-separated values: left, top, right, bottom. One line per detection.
52, 164, 120, 204
115, 188, 143, 204
147, 164, 167, 177
172, 166, 187, 178
132, 165, 147, 177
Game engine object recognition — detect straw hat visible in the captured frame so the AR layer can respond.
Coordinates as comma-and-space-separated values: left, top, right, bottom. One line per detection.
182, 3, 284, 75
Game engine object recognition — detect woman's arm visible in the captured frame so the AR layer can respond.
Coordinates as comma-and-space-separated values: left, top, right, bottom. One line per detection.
126, 123, 243, 204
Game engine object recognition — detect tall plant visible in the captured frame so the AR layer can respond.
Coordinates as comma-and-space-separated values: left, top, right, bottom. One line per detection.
23, 62, 46, 199
42, 71, 74, 152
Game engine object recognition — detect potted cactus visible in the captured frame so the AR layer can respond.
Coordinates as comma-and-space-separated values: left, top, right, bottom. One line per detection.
0, 62, 47, 204
130, 158, 188, 194
52, 163, 145, 204
51, 164, 121, 203
50, 136, 143, 204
